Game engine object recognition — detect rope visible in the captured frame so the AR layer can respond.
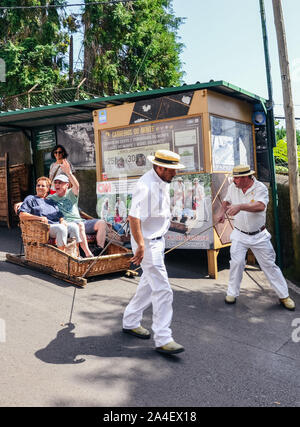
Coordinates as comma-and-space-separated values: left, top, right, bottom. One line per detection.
67, 220, 129, 323
126, 221, 219, 276
68, 287, 77, 324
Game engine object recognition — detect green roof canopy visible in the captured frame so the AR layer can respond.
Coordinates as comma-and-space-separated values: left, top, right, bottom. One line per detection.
0, 80, 267, 133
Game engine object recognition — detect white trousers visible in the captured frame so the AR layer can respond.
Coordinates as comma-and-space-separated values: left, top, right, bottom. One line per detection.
227, 228, 289, 299
49, 223, 81, 247
123, 237, 173, 347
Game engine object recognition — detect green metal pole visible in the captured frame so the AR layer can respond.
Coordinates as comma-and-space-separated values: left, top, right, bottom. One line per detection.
259, 0, 282, 267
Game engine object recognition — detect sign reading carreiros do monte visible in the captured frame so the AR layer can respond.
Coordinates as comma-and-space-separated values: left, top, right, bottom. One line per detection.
100, 117, 203, 179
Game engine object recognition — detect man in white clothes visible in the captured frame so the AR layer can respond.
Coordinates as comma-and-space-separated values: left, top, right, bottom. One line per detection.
122, 149, 186, 355
115, 196, 127, 220
218, 164, 295, 310
193, 177, 205, 221
171, 177, 185, 221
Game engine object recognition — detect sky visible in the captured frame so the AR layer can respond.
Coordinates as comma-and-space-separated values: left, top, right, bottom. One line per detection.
172, 0, 300, 119
69, 0, 300, 119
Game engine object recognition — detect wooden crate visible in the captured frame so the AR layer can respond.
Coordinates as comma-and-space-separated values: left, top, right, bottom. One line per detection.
0, 153, 10, 227
0, 155, 30, 227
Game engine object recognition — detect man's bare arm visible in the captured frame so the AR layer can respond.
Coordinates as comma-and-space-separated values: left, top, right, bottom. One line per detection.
217, 201, 231, 223
60, 159, 79, 196
226, 201, 265, 217
128, 215, 144, 265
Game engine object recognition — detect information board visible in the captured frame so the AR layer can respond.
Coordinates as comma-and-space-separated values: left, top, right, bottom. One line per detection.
35, 127, 56, 151
100, 116, 203, 179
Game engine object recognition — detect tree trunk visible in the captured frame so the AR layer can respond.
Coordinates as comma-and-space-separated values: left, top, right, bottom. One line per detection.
272, 0, 300, 274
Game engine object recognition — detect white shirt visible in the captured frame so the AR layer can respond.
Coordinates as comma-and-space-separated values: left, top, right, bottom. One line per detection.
224, 177, 269, 233
129, 168, 171, 240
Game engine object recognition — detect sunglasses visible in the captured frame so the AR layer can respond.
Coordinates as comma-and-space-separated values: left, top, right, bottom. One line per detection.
54, 150, 63, 154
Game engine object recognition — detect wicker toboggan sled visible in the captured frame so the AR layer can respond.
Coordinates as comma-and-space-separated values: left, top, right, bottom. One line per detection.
6, 220, 132, 287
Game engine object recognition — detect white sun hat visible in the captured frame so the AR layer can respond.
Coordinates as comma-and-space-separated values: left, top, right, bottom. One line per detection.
147, 149, 185, 170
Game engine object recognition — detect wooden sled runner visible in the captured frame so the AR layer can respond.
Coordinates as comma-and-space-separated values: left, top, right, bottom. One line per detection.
6, 220, 132, 287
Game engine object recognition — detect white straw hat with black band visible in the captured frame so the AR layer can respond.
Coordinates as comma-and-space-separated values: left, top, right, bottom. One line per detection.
147, 149, 185, 170
232, 165, 255, 177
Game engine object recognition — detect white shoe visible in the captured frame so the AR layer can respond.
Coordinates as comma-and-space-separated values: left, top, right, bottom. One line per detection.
122, 326, 151, 339
225, 295, 236, 304
155, 341, 185, 355
279, 297, 295, 311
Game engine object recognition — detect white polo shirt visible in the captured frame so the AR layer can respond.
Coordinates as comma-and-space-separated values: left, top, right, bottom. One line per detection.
129, 168, 171, 240
224, 177, 269, 233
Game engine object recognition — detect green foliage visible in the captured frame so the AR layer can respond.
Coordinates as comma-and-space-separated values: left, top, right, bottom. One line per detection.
275, 125, 300, 145
1, 40, 66, 95
82, 0, 185, 95
275, 126, 286, 142
0, 0, 78, 97
274, 138, 300, 173
0, 0, 185, 100
274, 124, 300, 174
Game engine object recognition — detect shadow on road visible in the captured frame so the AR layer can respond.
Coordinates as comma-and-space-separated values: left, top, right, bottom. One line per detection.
35, 322, 184, 365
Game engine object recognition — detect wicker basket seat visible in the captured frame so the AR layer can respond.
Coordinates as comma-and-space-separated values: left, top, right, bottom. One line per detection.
48, 233, 96, 246
16, 220, 132, 286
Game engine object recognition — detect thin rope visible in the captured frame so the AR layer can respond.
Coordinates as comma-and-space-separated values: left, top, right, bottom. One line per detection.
0, 1, 137, 10
68, 287, 77, 324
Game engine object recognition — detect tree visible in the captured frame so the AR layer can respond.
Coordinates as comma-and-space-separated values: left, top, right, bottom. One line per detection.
0, 0, 74, 97
0, 0, 185, 100
82, 0, 185, 95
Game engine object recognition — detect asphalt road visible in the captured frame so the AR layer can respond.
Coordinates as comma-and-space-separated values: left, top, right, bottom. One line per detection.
0, 226, 300, 407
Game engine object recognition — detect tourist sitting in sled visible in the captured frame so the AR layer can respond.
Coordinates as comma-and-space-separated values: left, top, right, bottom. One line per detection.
48, 160, 107, 257
18, 176, 82, 256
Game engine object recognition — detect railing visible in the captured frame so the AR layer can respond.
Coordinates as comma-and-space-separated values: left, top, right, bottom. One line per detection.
0, 79, 100, 112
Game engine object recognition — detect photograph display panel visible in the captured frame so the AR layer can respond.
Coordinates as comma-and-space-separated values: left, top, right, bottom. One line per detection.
211, 116, 254, 171
100, 116, 203, 179
96, 173, 214, 250
167, 173, 213, 249
57, 123, 96, 169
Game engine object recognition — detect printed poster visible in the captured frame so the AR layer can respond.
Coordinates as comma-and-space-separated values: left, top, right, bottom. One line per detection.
96, 174, 213, 250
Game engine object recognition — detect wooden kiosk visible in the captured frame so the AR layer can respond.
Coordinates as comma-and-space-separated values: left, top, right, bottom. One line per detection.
92, 84, 264, 278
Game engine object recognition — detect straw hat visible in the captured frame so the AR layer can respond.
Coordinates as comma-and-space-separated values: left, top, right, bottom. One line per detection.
232, 165, 255, 177
147, 149, 185, 169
